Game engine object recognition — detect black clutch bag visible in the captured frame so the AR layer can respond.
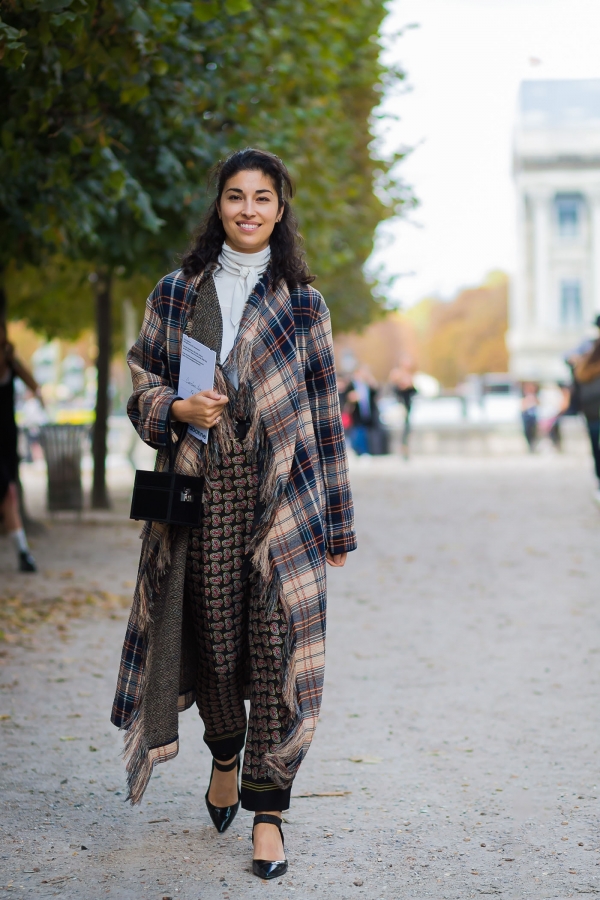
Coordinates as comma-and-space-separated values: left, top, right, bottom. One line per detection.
130, 424, 204, 527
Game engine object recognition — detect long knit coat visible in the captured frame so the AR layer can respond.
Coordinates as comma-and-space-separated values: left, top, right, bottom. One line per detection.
111, 267, 357, 803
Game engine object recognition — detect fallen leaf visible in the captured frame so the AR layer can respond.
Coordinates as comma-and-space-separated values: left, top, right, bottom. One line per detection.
348, 755, 382, 764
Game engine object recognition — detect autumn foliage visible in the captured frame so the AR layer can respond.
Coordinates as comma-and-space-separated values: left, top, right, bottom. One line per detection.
333, 272, 509, 387
409, 272, 509, 387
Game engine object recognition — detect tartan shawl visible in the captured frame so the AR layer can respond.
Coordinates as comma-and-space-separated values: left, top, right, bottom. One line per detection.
111, 266, 357, 803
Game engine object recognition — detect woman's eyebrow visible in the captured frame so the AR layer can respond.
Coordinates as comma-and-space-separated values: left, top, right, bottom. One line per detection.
224, 186, 274, 195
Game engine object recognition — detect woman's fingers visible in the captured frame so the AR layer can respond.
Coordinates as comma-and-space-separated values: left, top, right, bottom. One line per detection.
326, 551, 347, 568
190, 393, 228, 411
173, 390, 229, 428
199, 389, 225, 400
196, 389, 228, 404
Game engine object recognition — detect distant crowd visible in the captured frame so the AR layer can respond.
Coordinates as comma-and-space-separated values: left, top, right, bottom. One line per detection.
338, 357, 417, 459
339, 314, 600, 503
521, 314, 600, 501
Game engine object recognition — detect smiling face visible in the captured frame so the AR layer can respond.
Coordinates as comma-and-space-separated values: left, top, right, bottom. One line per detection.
217, 169, 283, 254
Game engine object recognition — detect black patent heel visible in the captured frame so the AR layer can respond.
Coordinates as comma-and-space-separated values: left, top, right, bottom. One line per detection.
205, 754, 240, 833
252, 814, 288, 880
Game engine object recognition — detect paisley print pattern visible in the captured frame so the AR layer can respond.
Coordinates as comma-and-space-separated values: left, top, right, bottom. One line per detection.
185, 437, 291, 806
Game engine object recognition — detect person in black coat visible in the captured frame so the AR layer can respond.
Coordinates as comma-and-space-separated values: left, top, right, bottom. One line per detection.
345, 365, 385, 455
0, 321, 41, 572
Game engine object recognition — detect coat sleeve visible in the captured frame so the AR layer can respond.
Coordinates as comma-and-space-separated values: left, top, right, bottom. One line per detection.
126, 284, 179, 449
305, 300, 357, 555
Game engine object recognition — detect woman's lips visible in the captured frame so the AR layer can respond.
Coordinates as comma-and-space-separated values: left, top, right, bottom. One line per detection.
236, 222, 260, 232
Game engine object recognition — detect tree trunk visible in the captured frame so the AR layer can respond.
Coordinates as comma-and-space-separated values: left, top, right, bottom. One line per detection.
0, 275, 7, 324
92, 267, 112, 509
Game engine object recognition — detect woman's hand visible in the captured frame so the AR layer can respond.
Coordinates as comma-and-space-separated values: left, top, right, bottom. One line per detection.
326, 551, 347, 568
171, 390, 229, 430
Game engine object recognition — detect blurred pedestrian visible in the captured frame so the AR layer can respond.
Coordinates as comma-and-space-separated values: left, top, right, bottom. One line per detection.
547, 383, 571, 453
535, 383, 567, 451
111, 149, 356, 880
0, 322, 41, 572
337, 374, 353, 434
521, 382, 539, 453
569, 338, 600, 499
19, 387, 48, 462
389, 356, 417, 459
346, 364, 382, 455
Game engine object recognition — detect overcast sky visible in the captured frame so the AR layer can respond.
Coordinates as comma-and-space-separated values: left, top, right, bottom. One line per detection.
371, 0, 600, 308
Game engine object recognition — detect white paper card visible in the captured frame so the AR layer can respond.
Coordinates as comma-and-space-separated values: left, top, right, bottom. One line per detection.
178, 334, 217, 444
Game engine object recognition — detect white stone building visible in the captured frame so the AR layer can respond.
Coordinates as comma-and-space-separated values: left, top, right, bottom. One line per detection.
508, 79, 600, 381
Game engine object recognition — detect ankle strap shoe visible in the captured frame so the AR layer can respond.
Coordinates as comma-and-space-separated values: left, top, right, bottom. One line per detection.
205, 755, 240, 833
252, 814, 288, 880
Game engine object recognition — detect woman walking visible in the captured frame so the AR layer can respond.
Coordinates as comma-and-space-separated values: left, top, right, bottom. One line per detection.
111, 149, 356, 878
569, 337, 600, 499
0, 321, 40, 573
390, 356, 417, 460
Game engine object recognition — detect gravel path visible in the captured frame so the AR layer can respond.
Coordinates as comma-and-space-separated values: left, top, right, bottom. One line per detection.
1, 454, 599, 899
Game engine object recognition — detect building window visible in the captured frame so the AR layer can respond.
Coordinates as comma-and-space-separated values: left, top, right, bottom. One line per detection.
555, 194, 583, 237
560, 279, 582, 326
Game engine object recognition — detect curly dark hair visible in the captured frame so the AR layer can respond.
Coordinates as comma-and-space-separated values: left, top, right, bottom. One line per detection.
181, 148, 314, 287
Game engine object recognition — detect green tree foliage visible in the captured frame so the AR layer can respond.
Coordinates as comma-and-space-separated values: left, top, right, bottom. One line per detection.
1, 0, 408, 329
1, 0, 410, 504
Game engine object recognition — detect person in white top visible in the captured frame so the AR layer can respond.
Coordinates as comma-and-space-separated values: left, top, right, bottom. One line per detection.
120, 150, 354, 884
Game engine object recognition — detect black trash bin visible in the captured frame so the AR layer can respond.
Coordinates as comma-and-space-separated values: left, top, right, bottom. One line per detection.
40, 424, 86, 512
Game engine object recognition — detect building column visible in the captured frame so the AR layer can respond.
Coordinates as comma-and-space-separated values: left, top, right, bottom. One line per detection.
511, 190, 528, 334
590, 190, 600, 317
531, 190, 552, 333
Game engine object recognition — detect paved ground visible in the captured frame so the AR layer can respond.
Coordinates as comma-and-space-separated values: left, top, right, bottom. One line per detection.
1, 452, 599, 900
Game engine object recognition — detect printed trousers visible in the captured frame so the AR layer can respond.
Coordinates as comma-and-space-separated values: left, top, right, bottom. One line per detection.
184, 438, 292, 811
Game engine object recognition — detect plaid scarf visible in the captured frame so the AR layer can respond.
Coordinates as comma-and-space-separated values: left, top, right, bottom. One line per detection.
112, 267, 356, 803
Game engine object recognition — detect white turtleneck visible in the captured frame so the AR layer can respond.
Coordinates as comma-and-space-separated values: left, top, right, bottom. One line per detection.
214, 242, 271, 365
